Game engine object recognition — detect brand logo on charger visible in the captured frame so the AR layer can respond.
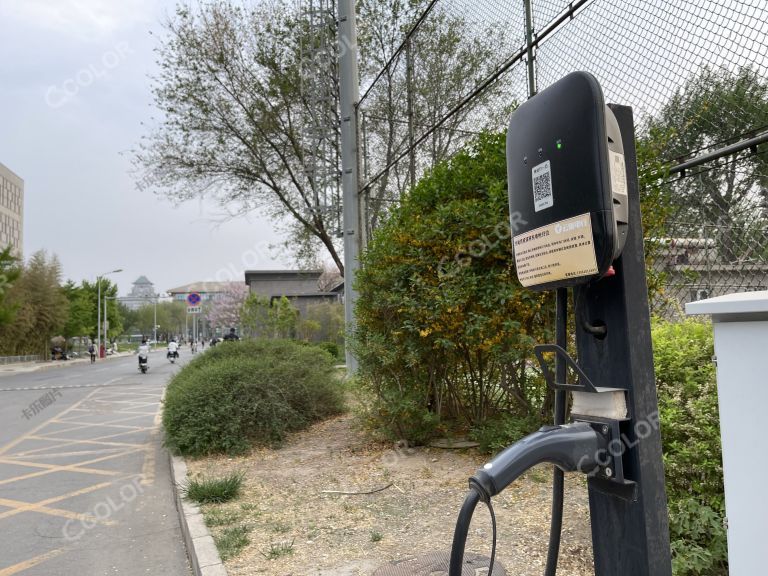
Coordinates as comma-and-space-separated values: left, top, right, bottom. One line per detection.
555, 219, 586, 234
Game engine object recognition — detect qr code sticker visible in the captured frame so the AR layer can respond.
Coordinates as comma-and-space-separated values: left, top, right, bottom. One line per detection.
532, 160, 553, 212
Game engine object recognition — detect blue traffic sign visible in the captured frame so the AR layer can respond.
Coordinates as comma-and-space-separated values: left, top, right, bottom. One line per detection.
186, 292, 202, 306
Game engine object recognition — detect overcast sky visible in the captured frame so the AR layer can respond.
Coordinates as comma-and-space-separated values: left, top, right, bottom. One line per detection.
0, 0, 292, 296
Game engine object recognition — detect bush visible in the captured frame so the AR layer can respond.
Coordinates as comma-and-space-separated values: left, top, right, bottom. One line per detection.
469, 412, 543, 453
163, 340, 344, 456
653, 319, 727, 576
352, 131, 553, 443
316, 341, 342, 361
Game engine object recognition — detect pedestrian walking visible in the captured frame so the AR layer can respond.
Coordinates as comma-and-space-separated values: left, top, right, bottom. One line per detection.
88, 342, 96, 364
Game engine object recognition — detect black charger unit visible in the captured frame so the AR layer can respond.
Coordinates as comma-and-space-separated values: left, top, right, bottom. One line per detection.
507, 71, 628, 291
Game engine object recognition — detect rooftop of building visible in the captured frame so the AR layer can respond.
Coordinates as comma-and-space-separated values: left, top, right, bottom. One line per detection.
0, 161, 23, 185
167, 281, 243, 294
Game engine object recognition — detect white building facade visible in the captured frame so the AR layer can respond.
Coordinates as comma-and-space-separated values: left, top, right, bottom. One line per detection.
0, 162, 23, 257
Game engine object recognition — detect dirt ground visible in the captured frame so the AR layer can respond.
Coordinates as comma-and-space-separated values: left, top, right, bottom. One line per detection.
186, 413, 595, 575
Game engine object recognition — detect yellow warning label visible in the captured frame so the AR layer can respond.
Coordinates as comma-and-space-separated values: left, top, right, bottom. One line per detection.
513, 213, 599, 287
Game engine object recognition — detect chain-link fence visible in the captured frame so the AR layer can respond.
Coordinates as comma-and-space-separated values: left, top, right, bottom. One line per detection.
356, 0, 768, 315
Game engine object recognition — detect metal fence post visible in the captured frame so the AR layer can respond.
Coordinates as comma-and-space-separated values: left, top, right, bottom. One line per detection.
523, 0, 537, 98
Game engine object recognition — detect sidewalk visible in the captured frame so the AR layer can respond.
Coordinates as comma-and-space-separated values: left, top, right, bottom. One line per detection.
0, 351, 134, 376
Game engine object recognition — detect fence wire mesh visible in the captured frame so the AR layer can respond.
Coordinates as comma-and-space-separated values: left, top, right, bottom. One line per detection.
355, 0, 768, 315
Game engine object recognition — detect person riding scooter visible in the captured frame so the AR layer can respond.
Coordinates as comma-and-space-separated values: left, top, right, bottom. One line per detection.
137, 339, 150, 373
167, 338, 179, 361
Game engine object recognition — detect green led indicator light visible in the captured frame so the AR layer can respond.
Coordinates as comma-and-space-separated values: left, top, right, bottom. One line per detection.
556, 140, 563, 150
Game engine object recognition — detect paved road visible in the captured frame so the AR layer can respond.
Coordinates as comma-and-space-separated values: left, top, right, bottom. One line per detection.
0, 351, 192, 576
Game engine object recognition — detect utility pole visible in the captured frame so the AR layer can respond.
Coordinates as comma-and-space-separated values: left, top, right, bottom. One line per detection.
406, 36, 416, 189
337, 0, 362, 371
96, 268, 121, 360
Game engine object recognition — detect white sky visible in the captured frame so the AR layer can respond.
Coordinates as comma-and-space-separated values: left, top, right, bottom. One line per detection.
0, 0, 292, 296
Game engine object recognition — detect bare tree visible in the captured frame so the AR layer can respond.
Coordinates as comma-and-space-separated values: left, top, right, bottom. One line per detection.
136, 1, 344, 271
136, 0, 511, 267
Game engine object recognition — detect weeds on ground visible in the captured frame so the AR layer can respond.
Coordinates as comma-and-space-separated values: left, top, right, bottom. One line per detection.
261, 539, 295, 560
183, 471, 244, 504
204, 507, 242, 527
215, 524, 252, 560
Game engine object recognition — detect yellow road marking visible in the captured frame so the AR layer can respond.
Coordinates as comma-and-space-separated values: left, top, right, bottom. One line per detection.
0, 481, 115, 524
68, 408, 157, 416
11, 436, 142, 457
9, 448, 125, 460
0, 458, 119, 477
47, 419, 145, 433
0, 548, 64, 576
0, 449, 141, 487
34, 425, 153, 442
0, 388, 102, 457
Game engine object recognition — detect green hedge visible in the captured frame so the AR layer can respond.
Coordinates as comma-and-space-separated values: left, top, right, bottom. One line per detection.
163, 340, 345, 456
653, 319, 727, 576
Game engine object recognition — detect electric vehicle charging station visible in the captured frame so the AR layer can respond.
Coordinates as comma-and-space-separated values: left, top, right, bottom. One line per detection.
449, 72, 672, 575
686, 290, 768, 575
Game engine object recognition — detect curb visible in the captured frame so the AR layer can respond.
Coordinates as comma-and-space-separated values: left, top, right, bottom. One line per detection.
169, 453, 228, 576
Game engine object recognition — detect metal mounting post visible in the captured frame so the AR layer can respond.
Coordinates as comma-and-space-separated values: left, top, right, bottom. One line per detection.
575, 105, 672, 576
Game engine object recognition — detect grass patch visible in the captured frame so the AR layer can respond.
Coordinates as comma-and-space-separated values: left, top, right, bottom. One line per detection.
183, 472, 244, 504
204, 507, 243, 527
370, 530, 383, 542
270, 521, 291, 534
261, 539, 295, 560
215, 524, 251, 560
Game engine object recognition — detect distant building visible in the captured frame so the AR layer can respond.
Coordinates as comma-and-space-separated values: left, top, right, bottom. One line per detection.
651, 237, 768, 314
244, 270, 342, 315
0, 161, 24, 257
166, 281, 241, 304
118, 276, 157, 310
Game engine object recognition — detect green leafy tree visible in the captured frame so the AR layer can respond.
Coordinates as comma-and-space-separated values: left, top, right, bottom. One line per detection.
62, 281, 94, 340
75, 279, 123, 341
0, 246, 21, 327
118, 303, 141, 335
241, 294, 298, 339
352, 132, 553, 442
0, 251, 69, 356
297, 301, 344, 344
132, 301, 187, 340
645, 66, 768, 260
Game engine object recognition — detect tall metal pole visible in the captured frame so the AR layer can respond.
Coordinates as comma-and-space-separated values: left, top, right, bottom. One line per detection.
95, 269, 121, 360
338, 0, 362, 372
96, 277, 101, 359
523, 0, 537, 98
103, 291, 108, 349
153, 295, 157, 351
406, 36, 416, 189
